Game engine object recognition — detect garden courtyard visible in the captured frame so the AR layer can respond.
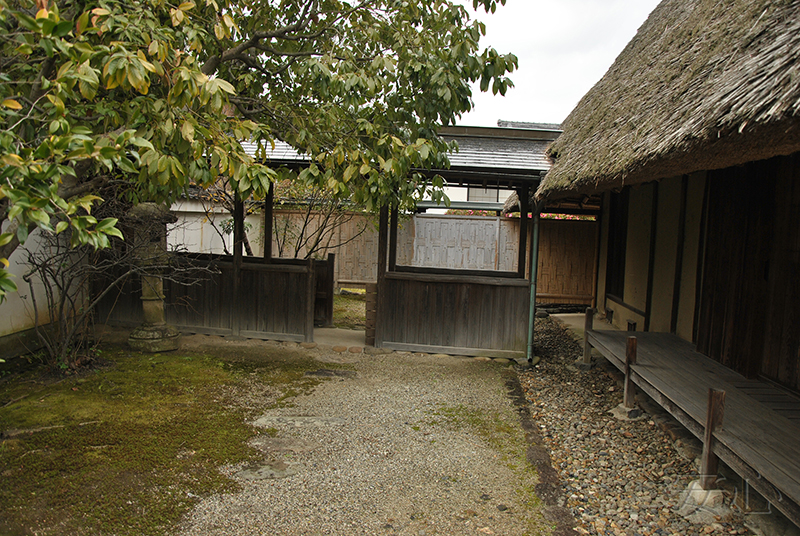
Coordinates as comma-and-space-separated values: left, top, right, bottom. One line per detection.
0, 314, 762, 536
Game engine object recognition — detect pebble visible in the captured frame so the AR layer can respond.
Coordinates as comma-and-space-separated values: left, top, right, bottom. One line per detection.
518, 318, 752, 535
179, 351, 541, 535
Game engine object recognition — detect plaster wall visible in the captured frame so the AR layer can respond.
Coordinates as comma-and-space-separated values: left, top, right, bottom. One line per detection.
595, 195, 609, 311
649, 177, 682, 333
675, 172, 706, 341
169, 199, 262, 255
622, 184, 654, 315
0, 229, 56, 358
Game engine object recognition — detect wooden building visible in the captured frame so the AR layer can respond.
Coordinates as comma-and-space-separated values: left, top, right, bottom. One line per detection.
537, 0, 800, 525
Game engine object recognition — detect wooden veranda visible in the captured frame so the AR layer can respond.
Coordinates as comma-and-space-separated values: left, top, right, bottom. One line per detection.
583, 322, 800, 526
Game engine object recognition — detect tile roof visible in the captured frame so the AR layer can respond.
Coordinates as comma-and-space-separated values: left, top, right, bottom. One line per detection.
240, 125, 561, 175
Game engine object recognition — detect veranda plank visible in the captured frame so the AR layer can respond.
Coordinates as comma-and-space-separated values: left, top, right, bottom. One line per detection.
586, 329, 800, 508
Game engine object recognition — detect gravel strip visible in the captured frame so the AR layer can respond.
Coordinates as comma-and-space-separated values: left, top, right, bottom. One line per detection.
519, 318, 753, 536
179, 352, 547, 536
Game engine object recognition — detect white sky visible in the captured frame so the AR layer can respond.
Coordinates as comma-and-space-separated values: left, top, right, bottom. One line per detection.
455, 0, 662, 127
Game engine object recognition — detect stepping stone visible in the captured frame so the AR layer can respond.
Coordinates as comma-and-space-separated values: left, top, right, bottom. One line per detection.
249, 437, 320, 454
304, 369, 356, 378
253, 416, 346, 428
235, 460, 300, 480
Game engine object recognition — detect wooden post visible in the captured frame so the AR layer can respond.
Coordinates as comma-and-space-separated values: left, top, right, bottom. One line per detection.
304, 257, 316, 342
326, 253, 335, 326
700, 388, 726, 489
623, 336, 637, 408
582, 307, 596, 364
374, 205, 389, 347
231, 194, 244, 336
389, 205, 398, 271
263, 182, 273, 262
517, 186, 529, 278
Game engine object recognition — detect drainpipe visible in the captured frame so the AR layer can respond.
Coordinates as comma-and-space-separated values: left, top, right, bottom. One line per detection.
527, 199, 545, 364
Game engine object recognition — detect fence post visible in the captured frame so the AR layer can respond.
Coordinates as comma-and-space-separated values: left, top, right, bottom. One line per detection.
374, 205, 389, 347
700, 389, 726, 489
231, 195, 244, 337
623, 336, 637, 408
305, 257, 316, 343
325, 253, 335, 327
582, 307, 596, 365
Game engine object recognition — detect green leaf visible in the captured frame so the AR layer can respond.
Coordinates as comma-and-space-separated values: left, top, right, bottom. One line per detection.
16, 224, 28, 244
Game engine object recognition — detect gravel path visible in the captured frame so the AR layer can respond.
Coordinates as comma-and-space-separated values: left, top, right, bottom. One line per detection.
179, 351, 548, 536
519, 317, 753, 536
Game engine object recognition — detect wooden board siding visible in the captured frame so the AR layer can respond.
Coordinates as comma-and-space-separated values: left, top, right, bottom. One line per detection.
697, 163, 774, 379
695, 154, 800, 393
761, 155, 800, 392
586, 330, 800, 526
95, 253, 323, 342
379, 271, 529, 358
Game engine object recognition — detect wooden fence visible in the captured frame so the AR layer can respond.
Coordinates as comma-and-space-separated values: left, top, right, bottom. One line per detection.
95, 252, 334, 342
536, 219, 598, 305
269, 212, 597, 306
379, 268, 530, 358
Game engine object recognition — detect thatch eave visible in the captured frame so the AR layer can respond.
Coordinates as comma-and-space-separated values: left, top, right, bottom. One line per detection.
538, 116, 800, 200
537, 0, 800, 200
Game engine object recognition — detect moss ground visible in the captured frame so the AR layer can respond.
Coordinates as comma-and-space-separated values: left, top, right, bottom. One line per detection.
332, 291, 366, 330
0, 343, 322, 536
428, 398, 546, 535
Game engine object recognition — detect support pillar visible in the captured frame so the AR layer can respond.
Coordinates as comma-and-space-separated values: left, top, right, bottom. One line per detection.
700, 389, 726, 489
623, 336, 637, 409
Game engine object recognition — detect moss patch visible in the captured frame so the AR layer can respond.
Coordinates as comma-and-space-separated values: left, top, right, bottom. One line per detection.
332, 293, 365, 330
0, 344, 322, 536
429, 403, 547, 536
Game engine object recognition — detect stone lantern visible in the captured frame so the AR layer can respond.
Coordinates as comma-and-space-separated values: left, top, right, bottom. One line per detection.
126, 203, 181, 352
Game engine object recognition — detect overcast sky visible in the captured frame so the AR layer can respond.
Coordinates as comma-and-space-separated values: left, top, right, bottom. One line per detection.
455, 0, 662, 127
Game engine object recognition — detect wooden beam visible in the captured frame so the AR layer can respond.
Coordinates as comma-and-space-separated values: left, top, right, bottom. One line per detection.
263, 182, 273, 262
325, 253, 335, 326
517, 186, 529, 278
701, 388, 726, 489
389, 205, 398, 271
304, 258, 316, 342
623, 336, 637, 408
670, 175, 688, 333
644, 182, 659, 331
232, 194, 244, 336
582, 307, 595, 364
374, 205, 389, 347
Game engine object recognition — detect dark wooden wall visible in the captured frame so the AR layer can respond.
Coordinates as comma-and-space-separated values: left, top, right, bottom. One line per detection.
696, 154, 800, 393
96, 253, 333, 342
761, 155, 800, 393
378, 271, 530, 358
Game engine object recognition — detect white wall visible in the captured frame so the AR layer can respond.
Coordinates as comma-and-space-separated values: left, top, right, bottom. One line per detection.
169, 199, 263, 255
0, 227, 53, 338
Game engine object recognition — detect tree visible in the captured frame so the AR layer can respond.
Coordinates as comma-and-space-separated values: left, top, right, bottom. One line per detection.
271, 179, 369, 259
0, 0, 517, 301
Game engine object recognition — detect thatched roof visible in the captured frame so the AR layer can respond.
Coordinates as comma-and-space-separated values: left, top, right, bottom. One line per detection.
538, 0, 800, 199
